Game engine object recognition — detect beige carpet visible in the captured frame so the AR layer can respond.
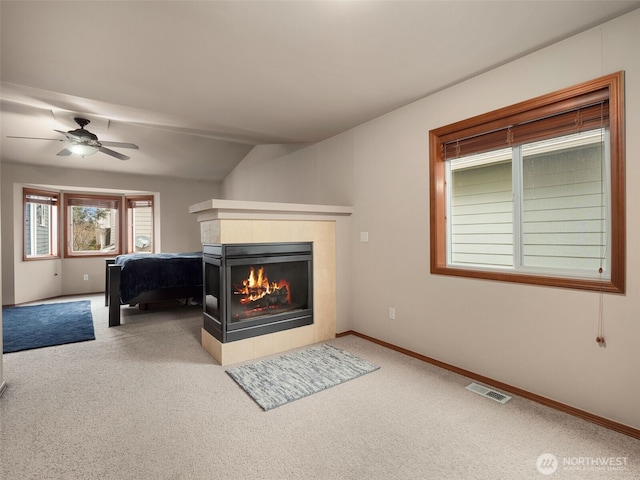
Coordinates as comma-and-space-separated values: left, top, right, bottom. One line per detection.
1, 294, 638, 479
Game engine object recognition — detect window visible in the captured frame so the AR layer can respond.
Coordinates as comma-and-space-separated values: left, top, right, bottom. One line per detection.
65, 194, 121, 257
24, 188, 59, 259
429, 72, 625, 293
126, 195, 154, 253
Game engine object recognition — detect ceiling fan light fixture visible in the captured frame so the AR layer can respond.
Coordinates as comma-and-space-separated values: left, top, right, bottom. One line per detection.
10, 117, 137, 161
68, 144, 98, 156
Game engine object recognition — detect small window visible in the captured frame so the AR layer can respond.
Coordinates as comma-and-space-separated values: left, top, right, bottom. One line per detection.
65, 194, 121, 257
126, 195, 154, 253
24, 188, 59, 259
429, 72, 625, 293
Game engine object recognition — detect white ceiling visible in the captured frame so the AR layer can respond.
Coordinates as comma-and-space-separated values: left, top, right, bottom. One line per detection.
1, 1, 639, 181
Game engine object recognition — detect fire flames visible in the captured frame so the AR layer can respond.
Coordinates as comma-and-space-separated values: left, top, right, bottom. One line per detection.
235, 266, 291, 306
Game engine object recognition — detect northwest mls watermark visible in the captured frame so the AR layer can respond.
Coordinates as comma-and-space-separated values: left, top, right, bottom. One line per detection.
536, 453, 629, 475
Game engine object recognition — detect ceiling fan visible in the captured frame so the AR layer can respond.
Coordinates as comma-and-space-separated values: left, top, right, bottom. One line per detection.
7, 117, 139, 160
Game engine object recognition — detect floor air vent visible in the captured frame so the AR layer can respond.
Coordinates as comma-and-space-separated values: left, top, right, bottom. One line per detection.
465, 382, 512, 404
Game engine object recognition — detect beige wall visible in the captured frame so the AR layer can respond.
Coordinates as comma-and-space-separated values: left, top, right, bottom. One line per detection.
222, 11, 640, 430
1, 163, 220, 304
222, 140, 355, 335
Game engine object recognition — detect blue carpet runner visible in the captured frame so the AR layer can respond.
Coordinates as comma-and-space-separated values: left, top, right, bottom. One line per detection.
2, 300, 95, 353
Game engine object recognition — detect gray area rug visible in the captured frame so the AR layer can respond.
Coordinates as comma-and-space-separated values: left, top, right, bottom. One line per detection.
226, 343, 380, 410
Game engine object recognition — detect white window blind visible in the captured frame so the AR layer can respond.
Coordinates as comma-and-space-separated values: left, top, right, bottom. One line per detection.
447, 129, 608, 278
449, 155, 513, 267
521, 130, 608, 273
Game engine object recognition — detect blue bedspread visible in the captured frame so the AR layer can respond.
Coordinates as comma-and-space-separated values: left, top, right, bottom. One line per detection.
114, 252, 203, 303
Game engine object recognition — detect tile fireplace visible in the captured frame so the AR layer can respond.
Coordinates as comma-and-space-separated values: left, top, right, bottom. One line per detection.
189, 198, 353, 365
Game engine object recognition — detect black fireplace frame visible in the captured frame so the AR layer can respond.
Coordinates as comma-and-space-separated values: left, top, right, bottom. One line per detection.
202, 242, 314, 343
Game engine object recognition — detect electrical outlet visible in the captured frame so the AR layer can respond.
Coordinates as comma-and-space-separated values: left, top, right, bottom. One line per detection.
389, 307, 396, 320
83, 274, 89, 281
360, 232, 369, 243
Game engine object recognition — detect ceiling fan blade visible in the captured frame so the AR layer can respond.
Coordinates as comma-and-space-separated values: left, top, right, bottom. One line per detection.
6, 136, 63, 142
99, 141, 139, 149
57, 148, 72, 156
54, 129, 76, 140
98, 146, 130, 161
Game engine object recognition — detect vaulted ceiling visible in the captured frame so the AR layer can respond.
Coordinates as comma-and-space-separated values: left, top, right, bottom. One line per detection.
2, 1, 638, 181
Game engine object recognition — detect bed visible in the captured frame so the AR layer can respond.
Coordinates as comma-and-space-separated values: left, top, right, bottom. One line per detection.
105, 252, 203, 327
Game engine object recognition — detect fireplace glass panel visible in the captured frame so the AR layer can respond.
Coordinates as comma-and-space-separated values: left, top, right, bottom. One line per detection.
202, 242, 313, 343
204, 262, 220, 319
229, 260, 309, 323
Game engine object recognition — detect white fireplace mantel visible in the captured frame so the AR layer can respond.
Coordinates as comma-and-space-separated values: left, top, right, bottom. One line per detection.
189, 198, 354, 222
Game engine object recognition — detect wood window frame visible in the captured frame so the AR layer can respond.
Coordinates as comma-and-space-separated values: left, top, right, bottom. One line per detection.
125, 195, 155, 253
23, 188, 60, 260
64, 193, 122, 258
428, 72, 625, 293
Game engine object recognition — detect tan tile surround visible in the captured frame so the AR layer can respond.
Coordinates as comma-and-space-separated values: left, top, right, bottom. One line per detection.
190, 200, 353, 365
